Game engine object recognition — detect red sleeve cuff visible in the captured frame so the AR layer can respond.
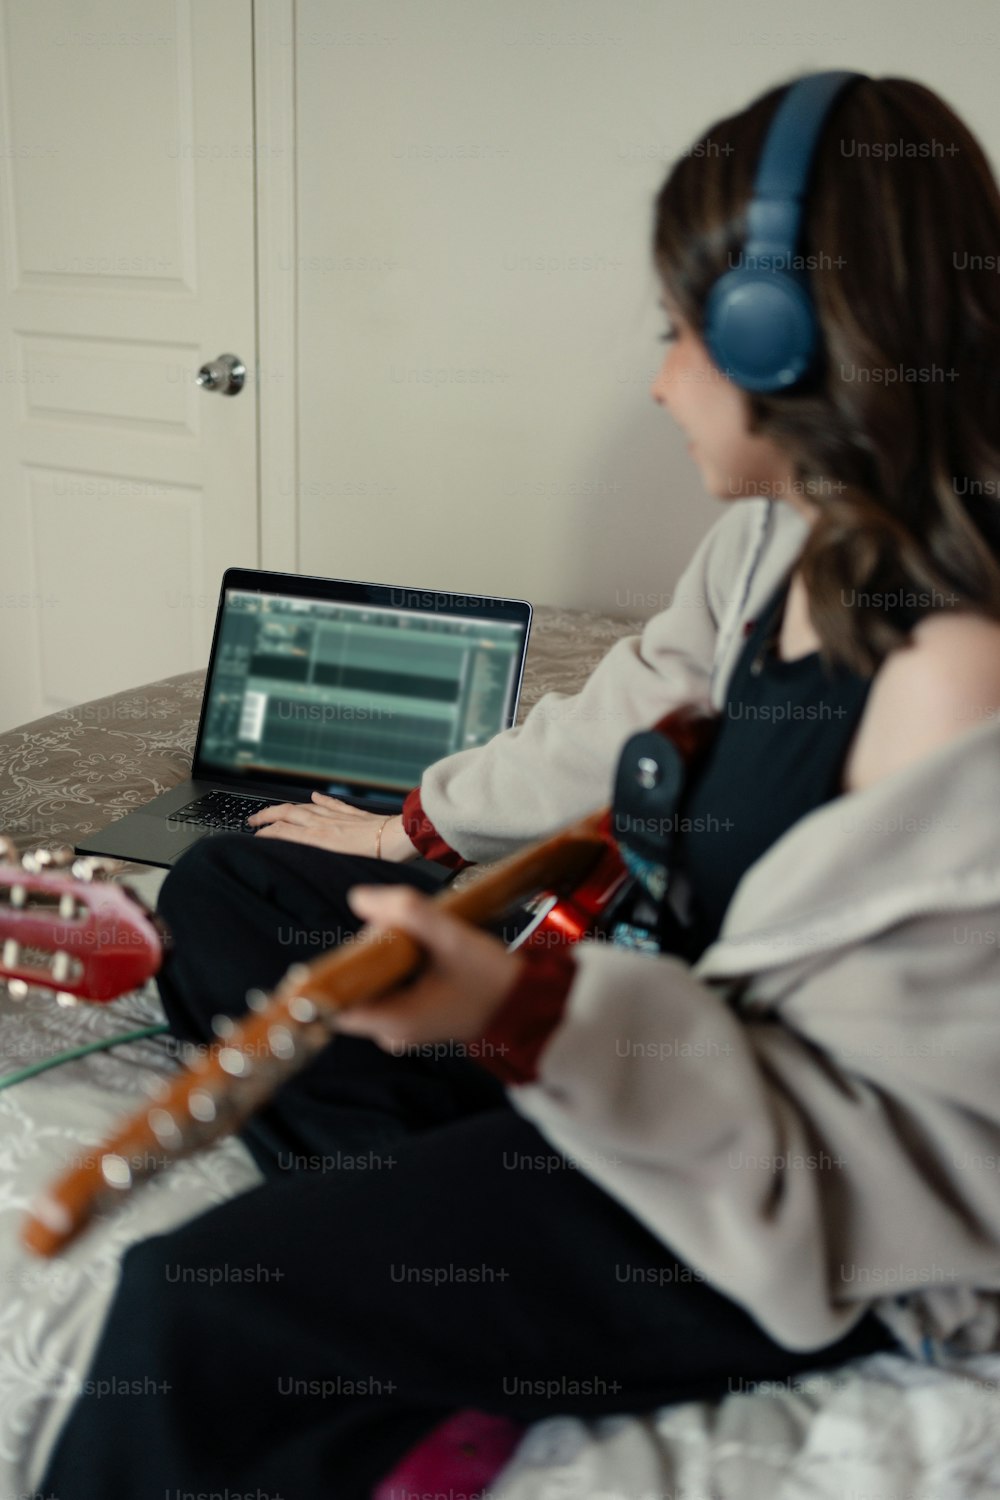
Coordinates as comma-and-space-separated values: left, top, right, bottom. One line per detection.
401, 786, 472, 871
477, 945, 578, 1085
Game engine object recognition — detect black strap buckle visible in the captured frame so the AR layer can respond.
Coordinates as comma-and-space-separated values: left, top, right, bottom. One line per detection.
612, 728, 687, 872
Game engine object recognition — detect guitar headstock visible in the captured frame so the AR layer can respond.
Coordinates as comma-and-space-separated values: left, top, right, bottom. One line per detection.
0, 837, 165, 1003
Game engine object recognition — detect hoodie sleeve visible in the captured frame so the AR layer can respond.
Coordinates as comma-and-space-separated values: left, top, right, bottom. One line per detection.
400, 786, 472, 870
413, 502, 767, 867
504, 918, 1000, 1356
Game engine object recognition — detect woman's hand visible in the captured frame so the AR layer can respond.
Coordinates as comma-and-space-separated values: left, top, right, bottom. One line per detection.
247, 793, 413, 858
332, 884, 525, 1049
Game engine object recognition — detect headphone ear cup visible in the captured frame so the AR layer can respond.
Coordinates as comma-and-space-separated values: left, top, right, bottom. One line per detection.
704, 268, 820, 392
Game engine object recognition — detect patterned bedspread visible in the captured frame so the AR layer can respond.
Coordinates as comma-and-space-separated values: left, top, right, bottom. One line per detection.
2, 601, 1000, 1498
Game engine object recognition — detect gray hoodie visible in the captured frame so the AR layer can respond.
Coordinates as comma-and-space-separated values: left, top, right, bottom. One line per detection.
419, 498, 1000, 1358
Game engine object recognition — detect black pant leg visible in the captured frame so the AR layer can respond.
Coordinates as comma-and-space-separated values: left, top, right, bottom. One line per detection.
155, 831, 455, 1040
40, 1102, 896, 1500
153, 834, 513, 1175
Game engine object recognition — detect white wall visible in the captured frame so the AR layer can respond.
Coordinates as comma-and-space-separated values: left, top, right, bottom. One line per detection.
294, 0, 1000, 618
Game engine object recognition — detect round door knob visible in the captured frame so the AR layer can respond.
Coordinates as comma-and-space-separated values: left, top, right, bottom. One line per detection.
195, 354, 246, 395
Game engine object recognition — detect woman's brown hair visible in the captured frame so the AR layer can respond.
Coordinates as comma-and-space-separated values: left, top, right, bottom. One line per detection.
653, 75, 1000, 674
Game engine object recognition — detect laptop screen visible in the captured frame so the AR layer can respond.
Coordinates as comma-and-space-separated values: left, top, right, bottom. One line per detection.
193, 575, 531, 798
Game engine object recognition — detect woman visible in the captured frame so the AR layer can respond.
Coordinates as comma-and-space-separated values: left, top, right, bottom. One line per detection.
41, 71, 1000, 1498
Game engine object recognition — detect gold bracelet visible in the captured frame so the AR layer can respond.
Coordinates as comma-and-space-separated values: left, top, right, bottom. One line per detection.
374, 814, 392, 859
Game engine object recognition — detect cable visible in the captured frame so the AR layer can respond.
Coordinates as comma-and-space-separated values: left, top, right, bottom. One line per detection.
0, 1023, 170, 1094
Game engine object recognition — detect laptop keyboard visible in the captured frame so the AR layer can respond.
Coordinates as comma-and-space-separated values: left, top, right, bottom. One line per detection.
170, 790, 286, 832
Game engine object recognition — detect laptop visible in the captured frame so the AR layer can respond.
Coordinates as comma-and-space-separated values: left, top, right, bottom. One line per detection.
76, 567, 532, 870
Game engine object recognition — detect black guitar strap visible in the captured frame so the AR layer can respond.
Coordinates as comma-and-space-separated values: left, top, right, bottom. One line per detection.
597, 724, 707, 955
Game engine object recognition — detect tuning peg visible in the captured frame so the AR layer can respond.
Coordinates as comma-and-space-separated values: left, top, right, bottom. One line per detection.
68, 855, 118, 883
218, 1047, 251, 1077
287, 995, 318, 1024
147, 1108, 182, 1149
6, 978, 28, 1000
100, 1154, 132, 1190
188, 1088, 217, 1123
267, 1024, 296, 1060
46, 846, 77, 869
0, 835, 18, 865
55, 992, 78, 1007
21, 844, 76, 872
21, 847, 55, 874
51, 952, 76, 985
2, 939, 20, 970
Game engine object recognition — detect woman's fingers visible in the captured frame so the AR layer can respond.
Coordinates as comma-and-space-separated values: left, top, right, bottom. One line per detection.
245, 795, 389, 855
348, 887, 470, 961
254, 820, 316, 843
246, 802, 287, 825
335, 885, 525, 1046
310, 792, 369, 816
251, 805, 384, 855
248, 793, 371, 826
247, 802, 317, 829
248, 792, 365, 828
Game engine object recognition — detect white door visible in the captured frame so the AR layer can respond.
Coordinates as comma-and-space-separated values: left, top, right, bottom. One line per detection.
0, 0, 259, 732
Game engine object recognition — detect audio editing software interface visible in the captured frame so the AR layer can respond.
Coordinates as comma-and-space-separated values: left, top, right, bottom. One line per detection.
199, 589, 524, 791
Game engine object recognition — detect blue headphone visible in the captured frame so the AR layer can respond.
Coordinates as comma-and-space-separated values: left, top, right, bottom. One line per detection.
703, 69, 866, 393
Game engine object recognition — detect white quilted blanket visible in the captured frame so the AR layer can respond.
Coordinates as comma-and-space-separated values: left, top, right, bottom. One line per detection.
493, 1350, 1000, 1499
1, 880, 999, 1500
0, 931, 263, 1494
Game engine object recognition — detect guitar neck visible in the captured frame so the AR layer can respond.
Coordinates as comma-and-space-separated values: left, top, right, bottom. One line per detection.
18, 700, 720, 1258
21, 806, 614, 1258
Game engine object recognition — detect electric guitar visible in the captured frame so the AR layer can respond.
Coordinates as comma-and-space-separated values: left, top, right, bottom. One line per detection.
0, 706, 717, 1257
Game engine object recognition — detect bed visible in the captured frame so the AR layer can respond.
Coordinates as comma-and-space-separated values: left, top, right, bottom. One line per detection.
1, 601, 999, 1499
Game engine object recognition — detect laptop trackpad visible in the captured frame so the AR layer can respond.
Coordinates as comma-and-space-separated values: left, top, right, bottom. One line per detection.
75, 815, 206, 869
